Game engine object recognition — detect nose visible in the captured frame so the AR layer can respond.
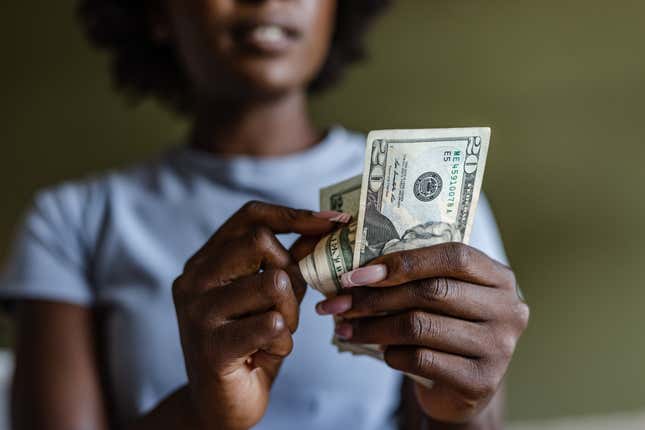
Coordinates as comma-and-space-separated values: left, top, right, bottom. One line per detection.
234, 0, 292, 13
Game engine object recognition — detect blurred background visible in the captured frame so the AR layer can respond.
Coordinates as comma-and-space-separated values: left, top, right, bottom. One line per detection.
2, 0, 645, 428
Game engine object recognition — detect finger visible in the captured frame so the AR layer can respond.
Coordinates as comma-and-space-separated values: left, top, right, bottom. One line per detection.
216, 311, 292, 367
411, 382, 493, 424
190, 226, 292, 290
384, 346, 481, 394
250, 330, 294, 380
289, 235, 322, 262
284, 263, 307, 304
286, 235, 325, 303
257, 328, 293, 357
331, 279, 512, 321
200, 270, 299, 333
223, 201, 350, 237
355, 243, 515, 289
336, 311, 488, 358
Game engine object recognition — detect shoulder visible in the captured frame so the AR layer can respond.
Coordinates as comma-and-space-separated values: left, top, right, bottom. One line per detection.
2, 152, 178, 300
24, 151, 178, 245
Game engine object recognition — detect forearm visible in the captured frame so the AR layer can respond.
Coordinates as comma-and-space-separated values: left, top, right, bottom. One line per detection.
126, 386, 202, 430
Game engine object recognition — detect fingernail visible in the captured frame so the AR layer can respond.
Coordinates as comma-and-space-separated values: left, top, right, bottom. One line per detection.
316, 295, 352, 315
313, 211, 351, 223
335, 322, 353, 340
340, 264, 388, 288
276, 271, 290, 289
329, 213, 352, 223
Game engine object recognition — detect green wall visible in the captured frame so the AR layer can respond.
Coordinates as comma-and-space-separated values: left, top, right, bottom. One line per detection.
2, 0, 645, 422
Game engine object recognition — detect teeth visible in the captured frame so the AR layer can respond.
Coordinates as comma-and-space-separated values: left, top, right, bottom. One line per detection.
251, 25, 287, 43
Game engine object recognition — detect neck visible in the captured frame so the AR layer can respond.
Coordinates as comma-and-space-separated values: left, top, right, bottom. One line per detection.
191, 90, 320, 157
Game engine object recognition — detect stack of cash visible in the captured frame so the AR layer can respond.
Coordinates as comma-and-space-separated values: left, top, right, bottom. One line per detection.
299, 128, 491, 385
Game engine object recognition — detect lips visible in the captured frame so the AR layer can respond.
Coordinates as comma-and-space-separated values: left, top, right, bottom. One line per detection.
232, 19, 300, 55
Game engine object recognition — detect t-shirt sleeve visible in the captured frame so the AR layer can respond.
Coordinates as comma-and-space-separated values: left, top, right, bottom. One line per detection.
469, 194, 509, 266
0, 185, 95, 306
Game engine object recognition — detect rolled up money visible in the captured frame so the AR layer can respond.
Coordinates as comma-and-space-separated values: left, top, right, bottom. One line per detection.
299, 176, 362, 296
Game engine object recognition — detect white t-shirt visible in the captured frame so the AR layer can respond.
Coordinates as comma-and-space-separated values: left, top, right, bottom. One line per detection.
0, 127, 507, 429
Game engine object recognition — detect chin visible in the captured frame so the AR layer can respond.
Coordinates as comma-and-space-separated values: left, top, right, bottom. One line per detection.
230, 57, 314, 98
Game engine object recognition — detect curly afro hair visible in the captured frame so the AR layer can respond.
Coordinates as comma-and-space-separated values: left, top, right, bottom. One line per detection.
78, 1, 391, 113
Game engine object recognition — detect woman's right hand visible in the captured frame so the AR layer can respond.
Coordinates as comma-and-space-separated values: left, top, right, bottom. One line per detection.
172, 201, 343, 430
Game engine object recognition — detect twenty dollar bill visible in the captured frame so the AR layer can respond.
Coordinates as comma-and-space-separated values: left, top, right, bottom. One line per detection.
300, 127, 491, 296
353, 127, 490, 268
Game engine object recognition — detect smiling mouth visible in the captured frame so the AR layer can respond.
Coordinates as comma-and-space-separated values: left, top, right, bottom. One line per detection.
233, 22, 300, 55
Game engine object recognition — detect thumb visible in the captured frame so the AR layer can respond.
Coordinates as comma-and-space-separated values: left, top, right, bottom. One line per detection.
286, 235, 324, 303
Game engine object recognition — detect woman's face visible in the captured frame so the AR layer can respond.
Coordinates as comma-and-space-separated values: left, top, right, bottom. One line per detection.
162, 0, 338, 101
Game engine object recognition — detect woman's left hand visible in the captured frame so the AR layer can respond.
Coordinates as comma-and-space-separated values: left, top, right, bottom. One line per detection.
315, 243, 529, 425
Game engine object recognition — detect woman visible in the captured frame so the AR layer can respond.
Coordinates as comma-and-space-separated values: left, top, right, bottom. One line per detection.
0, 1, 529, 429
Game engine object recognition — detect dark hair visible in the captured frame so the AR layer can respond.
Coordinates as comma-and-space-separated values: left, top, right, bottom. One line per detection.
78, 0, 391, 113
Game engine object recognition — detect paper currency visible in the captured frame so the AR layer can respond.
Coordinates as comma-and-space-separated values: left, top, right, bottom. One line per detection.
301, 128, 490, 296
299, 176, 399, 369
353, 128, 490, 268
299, 128, 491, 387
299, 176, 361, 297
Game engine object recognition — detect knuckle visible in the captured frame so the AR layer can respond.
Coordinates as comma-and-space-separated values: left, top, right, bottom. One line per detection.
182, 251, 207, 274
476, 377, 497, 400
452, 379, 490, 419
515, 302, 531, 329
419, 278, 452, 302
466, 362, 497, 400
241, 200, 265, 215
443, 243, 472, 272
193, 270, 215, 290
171, 276, 187, 304
401, 311, 430, 342
454, 396, 480, 418
411, 348, 435, 372
283, 335, 295, 356
250, 225, 274, 249
394, 251, 418, 276
281, 207, 300, 223
182, 256, 197, 273
496, 333, 518, 359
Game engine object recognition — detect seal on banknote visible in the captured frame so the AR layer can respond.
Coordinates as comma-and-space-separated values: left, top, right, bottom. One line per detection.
413, 171, 443, 202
